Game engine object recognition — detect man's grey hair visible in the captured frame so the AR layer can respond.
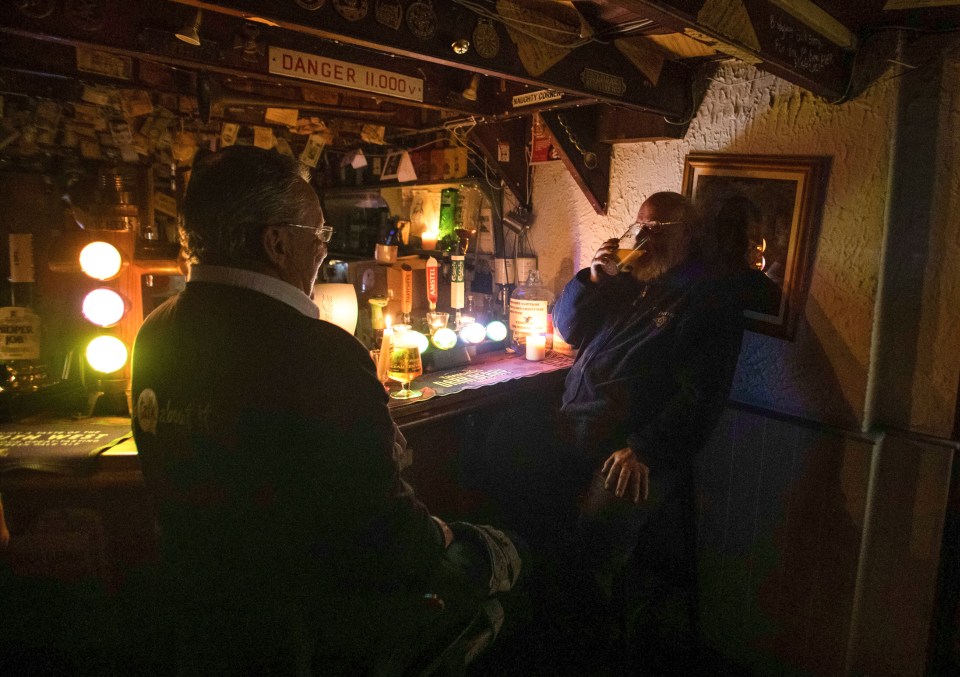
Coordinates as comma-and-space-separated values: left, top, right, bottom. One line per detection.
181, 146, 315, 267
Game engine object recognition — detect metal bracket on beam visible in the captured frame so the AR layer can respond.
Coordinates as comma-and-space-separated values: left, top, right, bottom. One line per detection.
540, 107, 611, 215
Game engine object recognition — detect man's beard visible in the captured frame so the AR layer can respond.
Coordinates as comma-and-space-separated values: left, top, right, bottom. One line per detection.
629, 238, 686, 282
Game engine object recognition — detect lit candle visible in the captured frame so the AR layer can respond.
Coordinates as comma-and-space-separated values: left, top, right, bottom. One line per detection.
526, 334, 547, 361
377, 316, 393, 384
421, 230, 438, 250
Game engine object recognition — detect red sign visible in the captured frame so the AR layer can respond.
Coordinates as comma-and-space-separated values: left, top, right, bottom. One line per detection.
426, 257, 439, 309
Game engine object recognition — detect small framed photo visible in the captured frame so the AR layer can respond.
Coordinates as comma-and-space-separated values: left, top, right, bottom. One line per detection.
380, 151, 403, 181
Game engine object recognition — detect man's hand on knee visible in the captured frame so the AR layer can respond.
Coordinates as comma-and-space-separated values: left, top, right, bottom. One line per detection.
601, 448, 649, 504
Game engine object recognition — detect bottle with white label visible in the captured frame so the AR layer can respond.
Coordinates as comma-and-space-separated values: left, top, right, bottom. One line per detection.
508, 269, 554, 352
0, 234, 49, 392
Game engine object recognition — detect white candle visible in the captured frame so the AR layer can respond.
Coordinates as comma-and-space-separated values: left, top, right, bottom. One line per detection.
421, 230, 438, 250
526, 334, 547, 361
377, 316, 393, 383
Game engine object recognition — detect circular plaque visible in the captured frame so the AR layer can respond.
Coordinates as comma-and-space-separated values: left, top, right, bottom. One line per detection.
17, 0, 55, 19
66, 0, 106, 32
295, 0, 326, 9
333, 0, 368, 21
406, 1, 437, 41
473, 18, 499, 59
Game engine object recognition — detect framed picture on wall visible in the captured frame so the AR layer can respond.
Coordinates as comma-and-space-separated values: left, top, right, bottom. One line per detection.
681, 153, 830, 340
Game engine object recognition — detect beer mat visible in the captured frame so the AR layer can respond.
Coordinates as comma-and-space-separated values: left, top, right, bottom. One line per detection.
387, 386, 437, 409
0, 417, 132, 475
408, 352, 573, 398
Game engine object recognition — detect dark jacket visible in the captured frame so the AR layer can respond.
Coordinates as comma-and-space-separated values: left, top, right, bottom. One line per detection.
131, 280, 444, 663
553, 260, 744, 474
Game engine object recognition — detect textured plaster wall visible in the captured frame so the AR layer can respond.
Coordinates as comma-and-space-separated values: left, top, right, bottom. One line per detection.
910, 54, 960, 437
528, 62, 899, 428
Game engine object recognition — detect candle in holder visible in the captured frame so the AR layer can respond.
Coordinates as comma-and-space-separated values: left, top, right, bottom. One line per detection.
421, 230, 438, 250
377, 316, 393, 384
425, 311, 449, 335
525, 334, 547, 361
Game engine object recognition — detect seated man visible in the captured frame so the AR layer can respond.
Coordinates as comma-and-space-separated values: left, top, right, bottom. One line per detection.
131, 146, 520, 675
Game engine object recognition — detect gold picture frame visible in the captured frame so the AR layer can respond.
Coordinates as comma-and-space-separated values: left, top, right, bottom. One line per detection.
681, 153, 830, 340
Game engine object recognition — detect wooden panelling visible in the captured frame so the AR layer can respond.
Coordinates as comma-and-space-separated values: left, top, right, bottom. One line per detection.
695, 407, 875, 675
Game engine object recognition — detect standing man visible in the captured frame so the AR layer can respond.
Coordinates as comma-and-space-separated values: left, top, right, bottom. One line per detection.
131, 147, 519, 675
552, 191, 744, 671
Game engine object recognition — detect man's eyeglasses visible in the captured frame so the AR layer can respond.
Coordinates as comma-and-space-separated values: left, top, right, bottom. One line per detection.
281, 222, 334, 243
633, 220, 685, 235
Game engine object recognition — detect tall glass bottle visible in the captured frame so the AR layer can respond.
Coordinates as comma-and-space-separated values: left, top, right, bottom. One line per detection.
438, 187, 459, 243
514, 226, 537, 291
508, 269, 554, 352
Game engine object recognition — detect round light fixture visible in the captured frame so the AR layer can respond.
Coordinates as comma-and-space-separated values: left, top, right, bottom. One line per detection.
432, 327, 458, 350
82, 288, 127, 327
485, 320, 507, 342
79, 241, 123, 280
451, 39, 470, 55
409, 330, 430, 354
86, 335, 128, 373
460, 322, 486, 344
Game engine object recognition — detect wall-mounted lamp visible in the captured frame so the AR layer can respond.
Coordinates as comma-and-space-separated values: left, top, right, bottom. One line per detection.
175, 9, 203, 46
462, 74, 480, 102
451, 39, 470, 55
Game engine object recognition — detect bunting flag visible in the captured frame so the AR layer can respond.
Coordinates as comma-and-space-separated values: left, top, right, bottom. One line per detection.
697, 0, 761, 52
496, 0, 582, 77
614, 37, 665, 87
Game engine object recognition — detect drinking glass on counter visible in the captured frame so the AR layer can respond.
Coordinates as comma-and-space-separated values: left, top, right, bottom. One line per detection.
602, 222, 650, 276
388, 328, 423, 400
425, 311, 449, 335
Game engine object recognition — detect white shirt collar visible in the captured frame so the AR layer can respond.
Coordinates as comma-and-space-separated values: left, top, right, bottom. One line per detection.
187, 265, 320, 319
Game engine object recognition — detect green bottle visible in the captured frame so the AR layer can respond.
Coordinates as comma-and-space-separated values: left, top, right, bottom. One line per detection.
438, 188, 459, 242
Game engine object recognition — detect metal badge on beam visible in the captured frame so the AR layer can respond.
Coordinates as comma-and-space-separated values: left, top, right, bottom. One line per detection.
375, 0, 403, 30
333, 0, 368, 21
473, 18, 499, 59
406, 0, 437, 40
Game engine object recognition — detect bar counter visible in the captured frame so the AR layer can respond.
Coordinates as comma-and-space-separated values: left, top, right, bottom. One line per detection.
0, 350, 571, 588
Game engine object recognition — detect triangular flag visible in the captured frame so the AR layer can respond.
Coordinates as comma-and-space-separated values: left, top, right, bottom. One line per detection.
697, 0, 761, 52
397, 151, 417, 182
342, 148, 367, 169
614, 37, 665, 86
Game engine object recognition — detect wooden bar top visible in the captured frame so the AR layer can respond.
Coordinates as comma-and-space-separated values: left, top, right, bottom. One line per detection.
0, 350, 571, 483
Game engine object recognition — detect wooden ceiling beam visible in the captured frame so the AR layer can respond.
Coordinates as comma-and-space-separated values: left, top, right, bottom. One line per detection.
612, 0, 855, 101
174, 0, 695, 119
0, 1, 528, 122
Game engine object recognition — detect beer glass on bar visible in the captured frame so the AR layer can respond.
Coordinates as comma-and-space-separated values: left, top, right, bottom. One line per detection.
388, 330, 423, 400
